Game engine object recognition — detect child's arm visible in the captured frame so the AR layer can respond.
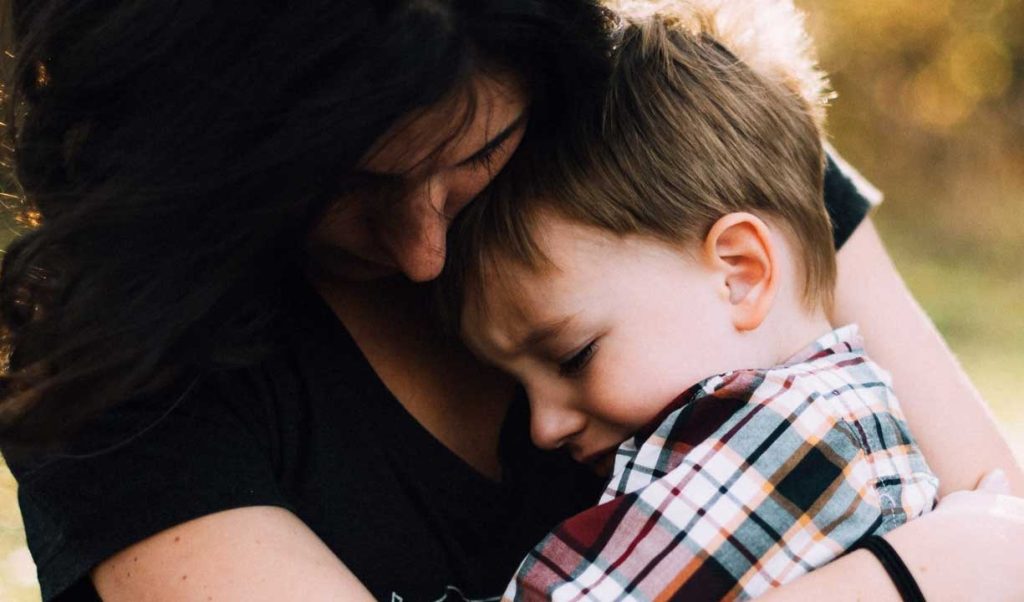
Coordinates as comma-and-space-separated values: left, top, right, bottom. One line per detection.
830, 218, 1024, 496
759, 472, 1024, 601
504, 361, 935, 600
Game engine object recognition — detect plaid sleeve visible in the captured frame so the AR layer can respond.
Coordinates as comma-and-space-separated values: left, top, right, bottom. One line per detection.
503, 353, 938, 601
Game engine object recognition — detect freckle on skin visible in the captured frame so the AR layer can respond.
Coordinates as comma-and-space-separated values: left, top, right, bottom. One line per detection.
174, 536, 180, 543
181, 574, 188, 581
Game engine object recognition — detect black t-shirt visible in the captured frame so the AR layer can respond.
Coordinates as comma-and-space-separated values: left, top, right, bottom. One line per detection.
5, 156, 873, 601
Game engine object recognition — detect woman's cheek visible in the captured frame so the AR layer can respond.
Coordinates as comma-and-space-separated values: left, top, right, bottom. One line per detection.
444, 190, 477, 222
309, 201, 368, 252
446, 172, 493, 217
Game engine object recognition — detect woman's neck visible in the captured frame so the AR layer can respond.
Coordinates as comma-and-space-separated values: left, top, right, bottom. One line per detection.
312, 274, 516, 481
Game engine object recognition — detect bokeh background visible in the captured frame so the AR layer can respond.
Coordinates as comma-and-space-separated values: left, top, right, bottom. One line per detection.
799, 0, 1024, 458
0, 1, 1021, 599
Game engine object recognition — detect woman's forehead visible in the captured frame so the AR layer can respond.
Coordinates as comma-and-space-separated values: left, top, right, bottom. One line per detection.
359, 72, 527, 177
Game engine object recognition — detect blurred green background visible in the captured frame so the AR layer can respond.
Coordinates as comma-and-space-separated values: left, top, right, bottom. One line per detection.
0, 1, 1021, 599
798, 0, 1024, 460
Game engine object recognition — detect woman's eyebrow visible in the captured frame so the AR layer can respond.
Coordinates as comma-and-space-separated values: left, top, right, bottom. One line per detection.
455, 112, 527, 167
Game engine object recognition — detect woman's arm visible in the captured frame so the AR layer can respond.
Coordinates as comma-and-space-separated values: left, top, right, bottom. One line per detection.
92, 506, 376, 601
831, 218, 1024, 495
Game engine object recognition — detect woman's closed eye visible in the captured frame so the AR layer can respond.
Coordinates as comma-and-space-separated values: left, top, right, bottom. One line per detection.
458, 113, 525, 172
463, 136, 507, 171
559, 341, 598, 377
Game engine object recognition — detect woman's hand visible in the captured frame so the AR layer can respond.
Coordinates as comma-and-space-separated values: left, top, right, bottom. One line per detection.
759, 469, 1024, 602
883, 469, 1024, 601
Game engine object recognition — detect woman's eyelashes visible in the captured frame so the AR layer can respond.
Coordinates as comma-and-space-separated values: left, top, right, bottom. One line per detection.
463, 113, 526, 171
558, 341, 598, 377
464, 134, 510, 171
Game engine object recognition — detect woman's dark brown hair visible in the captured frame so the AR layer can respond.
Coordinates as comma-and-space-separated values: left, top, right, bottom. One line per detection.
0, 0, 614, 449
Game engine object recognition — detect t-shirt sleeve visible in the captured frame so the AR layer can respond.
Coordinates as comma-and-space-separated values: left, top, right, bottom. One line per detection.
4, 371, 290, 601
823, 143, 883, 249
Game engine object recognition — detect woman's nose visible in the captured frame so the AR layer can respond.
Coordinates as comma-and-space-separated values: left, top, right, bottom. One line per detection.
529, 398, 586, 451
382, 177, 451, 282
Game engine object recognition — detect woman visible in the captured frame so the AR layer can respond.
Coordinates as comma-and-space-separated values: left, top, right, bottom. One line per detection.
0, 1, 1020, 600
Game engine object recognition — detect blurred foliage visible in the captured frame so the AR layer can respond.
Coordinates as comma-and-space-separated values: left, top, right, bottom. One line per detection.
800, 0, 1023, 264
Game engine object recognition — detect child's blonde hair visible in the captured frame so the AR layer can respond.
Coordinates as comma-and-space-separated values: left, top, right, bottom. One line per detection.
438, 2, 835, 331
604, 0, 832, 127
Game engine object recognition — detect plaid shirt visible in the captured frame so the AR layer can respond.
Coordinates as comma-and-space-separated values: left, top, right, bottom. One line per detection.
503, 325, 938, 601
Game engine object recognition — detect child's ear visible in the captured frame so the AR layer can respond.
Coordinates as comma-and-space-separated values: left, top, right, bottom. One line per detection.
703, 212, 778, 331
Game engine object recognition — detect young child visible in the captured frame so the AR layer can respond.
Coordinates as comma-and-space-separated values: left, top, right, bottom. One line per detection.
436, 2, 939, 600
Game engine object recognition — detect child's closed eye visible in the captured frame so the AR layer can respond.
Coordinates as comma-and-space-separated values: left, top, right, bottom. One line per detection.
559, 341, 598, 377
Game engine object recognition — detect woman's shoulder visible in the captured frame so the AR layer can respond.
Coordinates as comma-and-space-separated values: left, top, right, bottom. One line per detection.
2, 290, 387, 599
4, 368, 290, 600
824, 146, 883, 249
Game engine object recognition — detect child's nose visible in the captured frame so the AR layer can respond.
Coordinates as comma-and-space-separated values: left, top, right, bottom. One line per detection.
529, 398, 587, 451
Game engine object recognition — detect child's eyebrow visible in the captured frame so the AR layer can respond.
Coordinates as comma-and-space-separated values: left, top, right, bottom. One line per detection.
516, 315, 576, 353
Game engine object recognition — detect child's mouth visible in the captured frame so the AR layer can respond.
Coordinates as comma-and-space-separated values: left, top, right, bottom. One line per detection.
579, 446, 618, 476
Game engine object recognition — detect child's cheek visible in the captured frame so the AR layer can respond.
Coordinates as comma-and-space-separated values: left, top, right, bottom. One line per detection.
584, 374, 654, 432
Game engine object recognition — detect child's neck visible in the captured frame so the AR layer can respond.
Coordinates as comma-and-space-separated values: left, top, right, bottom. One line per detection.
740, 301, 835, 370
686, 304, 833, 383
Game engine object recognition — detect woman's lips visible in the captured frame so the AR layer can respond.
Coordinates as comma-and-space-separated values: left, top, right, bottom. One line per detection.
310, 245, 398, 279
